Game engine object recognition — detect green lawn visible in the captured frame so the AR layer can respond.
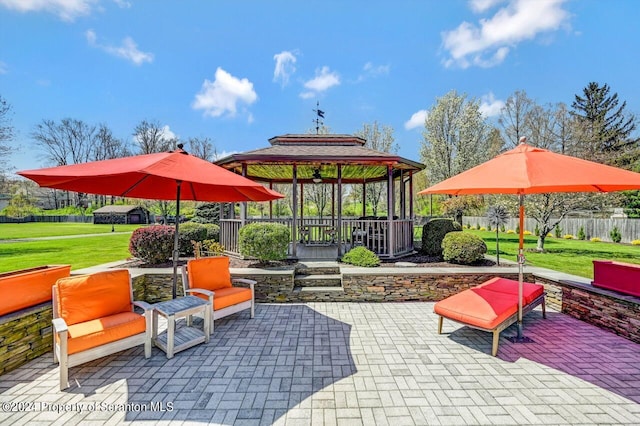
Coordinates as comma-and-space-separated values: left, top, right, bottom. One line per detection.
471, 230, 640, 279
0, 222, 143, 240
0, 223, 145, 273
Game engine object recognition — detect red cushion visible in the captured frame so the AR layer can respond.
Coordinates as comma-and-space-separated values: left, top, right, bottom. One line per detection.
476, 277, 544, 305
435, 287, 518, 330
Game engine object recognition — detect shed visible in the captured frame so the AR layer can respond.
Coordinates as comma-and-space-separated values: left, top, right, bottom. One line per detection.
93, 205, 150, 225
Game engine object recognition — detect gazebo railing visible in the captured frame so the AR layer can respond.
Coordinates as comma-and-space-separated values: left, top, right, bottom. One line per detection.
220, 217, 415, 257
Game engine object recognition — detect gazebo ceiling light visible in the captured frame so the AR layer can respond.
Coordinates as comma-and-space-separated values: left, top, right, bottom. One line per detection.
312, 168, 322, 183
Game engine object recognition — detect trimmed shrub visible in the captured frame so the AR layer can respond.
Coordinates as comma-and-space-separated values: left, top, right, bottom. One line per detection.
577, 226, 586, 240
202, 223, 220, 242
442, 232, 487, 264
500, 224, 505, 233
506, 229, 515, 234
523, 230, 532, 235
590, 237, 602, 242
554, 225, 562, 238
420, 218, 462, 257
341, 246, 380, 267
563, 234, 574, 239
479, 226, 487, 231
202, 240, 225, 256
238, 222, 290, 262
610, 226, 622, 243
178, 222, 208, 255
129, 225, 175, 264
631, 240, 640, 246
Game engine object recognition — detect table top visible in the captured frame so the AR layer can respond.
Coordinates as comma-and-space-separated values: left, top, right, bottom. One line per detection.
154, 295, 208, 316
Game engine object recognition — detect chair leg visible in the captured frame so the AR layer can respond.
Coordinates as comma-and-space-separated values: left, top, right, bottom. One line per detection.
437, 316, 443, 334
58, 333, 69, 390
541, 298, 547, 319
492, 331, 499, 357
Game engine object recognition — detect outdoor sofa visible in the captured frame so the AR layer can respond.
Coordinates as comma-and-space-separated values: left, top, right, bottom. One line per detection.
434, 277, 546, 356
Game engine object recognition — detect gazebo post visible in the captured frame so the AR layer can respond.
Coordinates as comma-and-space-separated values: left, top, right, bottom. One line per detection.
387, 164, 394, 257
240, 164, 248, 227
292, 164, 298, 258
399, 170, 405, 220
337, 164, 343, 257
269, 182, 273, 219
409, 170, 414, 224
361, 182, 366, 217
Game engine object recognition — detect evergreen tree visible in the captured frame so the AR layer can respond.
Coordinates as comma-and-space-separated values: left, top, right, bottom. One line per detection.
571, 82, 637, 164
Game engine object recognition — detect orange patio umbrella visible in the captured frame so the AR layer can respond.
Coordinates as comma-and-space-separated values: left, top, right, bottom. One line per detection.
419, 138, 640, 339
18, 145, 284, 298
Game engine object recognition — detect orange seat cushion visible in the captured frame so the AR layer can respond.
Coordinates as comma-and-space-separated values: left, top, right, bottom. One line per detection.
65, 312, 146, 355
0, 265, 71, 316
434, 288, 518, 330
476, 277, 544, 305
187, 257, 232, 291
55, 269, 132, 325
194, 287, 252, 310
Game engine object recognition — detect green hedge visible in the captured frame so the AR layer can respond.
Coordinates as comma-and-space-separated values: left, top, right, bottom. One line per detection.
441, 231, 487, 264
238, 222, 290, 262
421, 218, 462, 257
129, 225, 174, 264
341, 246, 380, 267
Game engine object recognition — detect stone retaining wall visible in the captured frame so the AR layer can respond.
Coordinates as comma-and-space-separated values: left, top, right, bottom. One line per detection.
2, 267, 639, 376
535, 276, 640, 344
0, 303, 53, 375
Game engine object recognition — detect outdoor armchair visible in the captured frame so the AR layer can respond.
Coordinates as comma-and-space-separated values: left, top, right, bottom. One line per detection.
52, 269, 152, 390
180, 256, 255, 333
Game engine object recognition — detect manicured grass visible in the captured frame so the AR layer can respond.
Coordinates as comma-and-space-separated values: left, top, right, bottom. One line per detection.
0, 223, 146, 273
0, 222, 143, 240
471, 230, 640, 279
0, 234, 135, 273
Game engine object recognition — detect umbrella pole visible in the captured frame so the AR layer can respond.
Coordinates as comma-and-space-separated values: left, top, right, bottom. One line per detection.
172, 181, 182, 299
517, 194, 525, 338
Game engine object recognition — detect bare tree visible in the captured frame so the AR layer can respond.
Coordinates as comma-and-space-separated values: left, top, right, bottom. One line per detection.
498, 90, 535, 147
31, 118, 98, 166
354, 121, 397, 216
187, 136, 217, 161
133, 120, 176, 154
0, 95, 14, 174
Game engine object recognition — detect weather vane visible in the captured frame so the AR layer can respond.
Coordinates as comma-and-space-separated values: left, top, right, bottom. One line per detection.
313, 101, 325, 134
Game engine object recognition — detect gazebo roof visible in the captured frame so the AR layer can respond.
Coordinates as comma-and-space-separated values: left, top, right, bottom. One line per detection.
216, 134, 425, 184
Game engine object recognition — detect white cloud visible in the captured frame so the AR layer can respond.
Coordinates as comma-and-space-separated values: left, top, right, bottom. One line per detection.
0, 61, 7, 74
479, 92, 505, 117
357, 62, 390, 82
404, 110, 428, 130
215, 150, 239, 161
0, 0, 96, 21
161, 125, 177, 140
86, 29, 153, 66
442, 0, 570, 68
192, 67, 258, 118
273, 50, 297, 87
469, 0, 506, 13
299, 66, 340, 99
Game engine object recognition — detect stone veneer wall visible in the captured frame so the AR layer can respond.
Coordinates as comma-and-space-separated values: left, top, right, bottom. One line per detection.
0, 303, 53, 375
535, 276, 640, 345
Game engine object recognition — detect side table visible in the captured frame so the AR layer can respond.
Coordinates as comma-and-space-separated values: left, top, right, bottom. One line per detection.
152, 295, 211, 359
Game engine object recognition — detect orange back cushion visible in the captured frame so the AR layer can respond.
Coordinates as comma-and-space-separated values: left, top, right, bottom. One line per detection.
55, 269, 132, 325
187, 257, 232, 291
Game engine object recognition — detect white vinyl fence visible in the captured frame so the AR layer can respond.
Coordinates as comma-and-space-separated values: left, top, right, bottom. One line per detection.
463, 216, 640, 243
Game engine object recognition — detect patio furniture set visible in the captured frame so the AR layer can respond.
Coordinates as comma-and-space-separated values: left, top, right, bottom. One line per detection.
51, 256, 255, 390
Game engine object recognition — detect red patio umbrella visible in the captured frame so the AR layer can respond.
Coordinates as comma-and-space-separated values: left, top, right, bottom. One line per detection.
18, 145, 284, 298
419, 138, 640, 340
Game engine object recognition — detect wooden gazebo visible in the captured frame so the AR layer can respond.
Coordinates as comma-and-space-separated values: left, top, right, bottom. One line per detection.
215, 134, 425, 259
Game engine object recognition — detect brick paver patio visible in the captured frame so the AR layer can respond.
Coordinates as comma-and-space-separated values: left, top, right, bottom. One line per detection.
1, 302, 639, 425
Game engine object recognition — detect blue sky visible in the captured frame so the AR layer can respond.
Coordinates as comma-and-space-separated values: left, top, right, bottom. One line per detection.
1, 0, 639, 173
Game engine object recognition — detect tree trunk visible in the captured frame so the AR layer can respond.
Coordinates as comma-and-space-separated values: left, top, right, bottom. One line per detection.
536, 234, 546, 251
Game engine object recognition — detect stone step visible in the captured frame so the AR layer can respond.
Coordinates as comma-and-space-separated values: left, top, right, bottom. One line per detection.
295, 263, 341, 276
294, 274, 342, 287
293, 286, 345, 293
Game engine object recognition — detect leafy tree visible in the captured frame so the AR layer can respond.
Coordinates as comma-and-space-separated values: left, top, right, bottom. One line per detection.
571, 82, 637, 164
420, 90, 491, 185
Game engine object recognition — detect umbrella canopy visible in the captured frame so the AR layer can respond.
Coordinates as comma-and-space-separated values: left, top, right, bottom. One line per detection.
419, 140, 640, 340
18, 147, 284, 298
